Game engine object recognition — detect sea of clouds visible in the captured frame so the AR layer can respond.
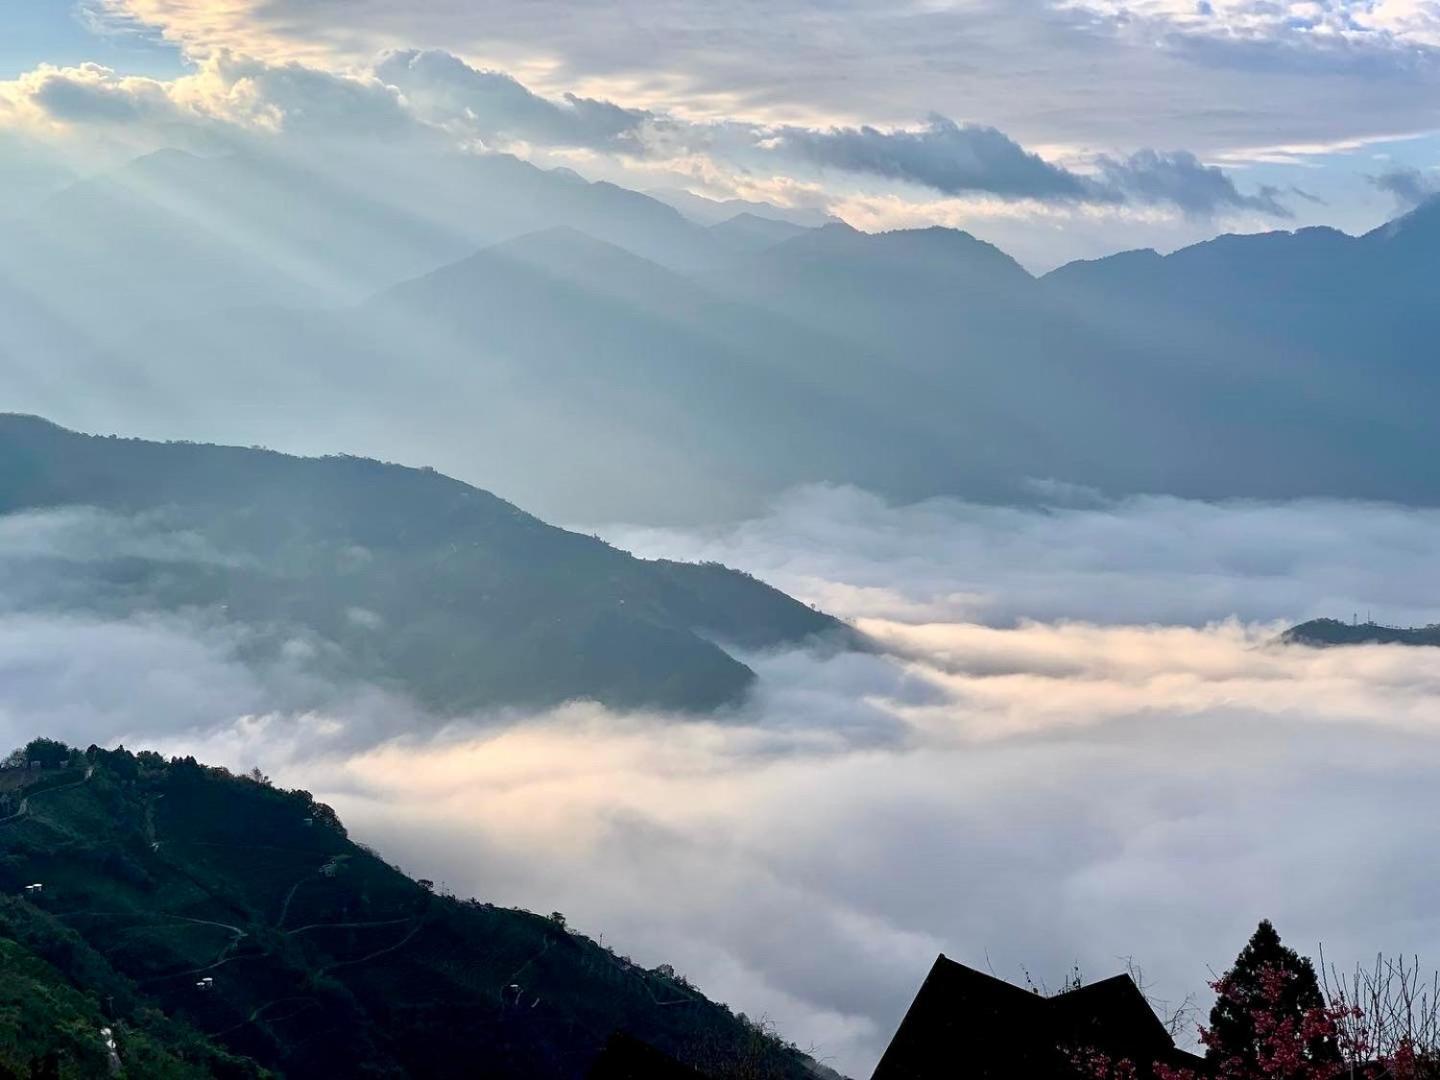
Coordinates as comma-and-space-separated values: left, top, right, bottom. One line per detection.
6, 486, 1440, 1075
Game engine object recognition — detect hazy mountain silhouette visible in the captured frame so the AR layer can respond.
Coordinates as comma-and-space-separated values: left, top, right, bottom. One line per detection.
1039, 199, 1440, 501
9, 144, 1440, 521
0, 146, 723, 344
82, 226, 948, 521
647, 187, 834, 228
707, 212, 815, 253
0, 415, 850, 713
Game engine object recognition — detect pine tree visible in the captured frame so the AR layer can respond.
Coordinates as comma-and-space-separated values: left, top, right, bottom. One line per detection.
1205, 920, 1340, 1072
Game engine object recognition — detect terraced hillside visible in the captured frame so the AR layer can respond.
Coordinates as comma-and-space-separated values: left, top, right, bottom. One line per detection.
0, 742, 831, 1079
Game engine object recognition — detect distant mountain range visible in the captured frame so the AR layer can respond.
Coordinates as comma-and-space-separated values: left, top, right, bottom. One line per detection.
0, 742, 835, 1078
7, 144, 1440, 522
1282, 618, 1440, 648
0, 415, 850, 713
647, 187, 836, 229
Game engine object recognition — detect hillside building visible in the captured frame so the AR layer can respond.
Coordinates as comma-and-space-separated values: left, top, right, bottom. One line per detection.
871, 955, 1207, 1079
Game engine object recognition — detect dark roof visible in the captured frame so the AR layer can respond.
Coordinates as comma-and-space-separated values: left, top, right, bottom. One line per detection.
588, 1031, 709, 1080
1048, 974, 1174, 1060
871, 955, 1207, 1080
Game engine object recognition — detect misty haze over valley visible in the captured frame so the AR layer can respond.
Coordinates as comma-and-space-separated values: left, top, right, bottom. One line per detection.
5, 3, 1440, 1077
8, 138, 1440, 523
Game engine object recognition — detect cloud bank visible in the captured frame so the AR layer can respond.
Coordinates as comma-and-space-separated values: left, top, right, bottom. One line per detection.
594, 485, 1440, 628
374, 48, 654, 153
87, 0, 1440, 160
0, 53, 418, 145
14, 0, 1431, 260
780, 120, 1296, 216
0, 47, 1295, 223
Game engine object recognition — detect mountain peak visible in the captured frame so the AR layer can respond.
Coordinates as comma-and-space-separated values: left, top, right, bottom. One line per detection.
125, 146, 206, 172
873, 224, 1033, 280
385, 225, 690, 314
708, 211, 812, 252
770, 220, 1029, 278
1042, 246, 1163, 284
721, 210, 798, 229
489, 224, 652, 264
1367, 192, 1440, 243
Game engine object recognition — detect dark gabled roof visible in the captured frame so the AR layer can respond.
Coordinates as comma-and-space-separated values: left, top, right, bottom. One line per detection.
1047, 974, 1174, 1059
869, 955, 1060, 1079
871, 955, 1205, 1080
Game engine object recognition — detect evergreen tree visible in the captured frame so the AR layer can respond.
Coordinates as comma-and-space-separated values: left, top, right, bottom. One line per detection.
21, 738, 70, 770
1206, 920, 1340, 1071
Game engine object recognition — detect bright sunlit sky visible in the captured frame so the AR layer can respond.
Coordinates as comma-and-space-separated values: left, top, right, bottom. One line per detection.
5, 1, 1440, 267
0, 0, 181, 78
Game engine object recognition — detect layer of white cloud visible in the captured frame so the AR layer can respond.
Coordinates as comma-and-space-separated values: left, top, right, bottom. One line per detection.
592, 485, 1440, 628
1063, 0, 1440, 51
0, 0, 1424, 261
0, 53, 417, 144
87, 0, 1440, 158
7, 493, 1440, 1074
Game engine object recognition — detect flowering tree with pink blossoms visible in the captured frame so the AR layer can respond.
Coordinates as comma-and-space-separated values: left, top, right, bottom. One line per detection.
1076, 921, 1440, 1080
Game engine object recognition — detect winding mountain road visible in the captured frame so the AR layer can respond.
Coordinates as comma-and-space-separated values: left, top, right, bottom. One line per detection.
0, 766, 94, 826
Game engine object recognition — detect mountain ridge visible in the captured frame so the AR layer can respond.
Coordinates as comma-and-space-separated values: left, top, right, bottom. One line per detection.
0, 414, 853, 714
13, 148, 1440, 521
1281, 617, 1440, 648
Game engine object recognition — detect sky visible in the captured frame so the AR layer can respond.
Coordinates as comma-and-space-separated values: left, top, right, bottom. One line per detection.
0, 1, 182, 78
5, 0, 1440, 265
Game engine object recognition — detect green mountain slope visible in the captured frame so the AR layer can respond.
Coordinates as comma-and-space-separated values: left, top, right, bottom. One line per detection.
0, 900, 264, 1079
0, 743, 831, 1079
0, 415, 851, 713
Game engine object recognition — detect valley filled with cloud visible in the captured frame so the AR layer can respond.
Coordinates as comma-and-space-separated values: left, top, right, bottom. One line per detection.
6, 488, 1440, 1075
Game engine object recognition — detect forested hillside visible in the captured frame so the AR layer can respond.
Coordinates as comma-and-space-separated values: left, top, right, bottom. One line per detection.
0, 740, 832, 1079
0, 415, 850, 713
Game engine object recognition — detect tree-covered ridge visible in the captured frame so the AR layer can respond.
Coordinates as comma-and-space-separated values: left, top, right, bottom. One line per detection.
0, 740, 832, 1079
1281, 619, 1440, 648
0, 415, 852, 713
